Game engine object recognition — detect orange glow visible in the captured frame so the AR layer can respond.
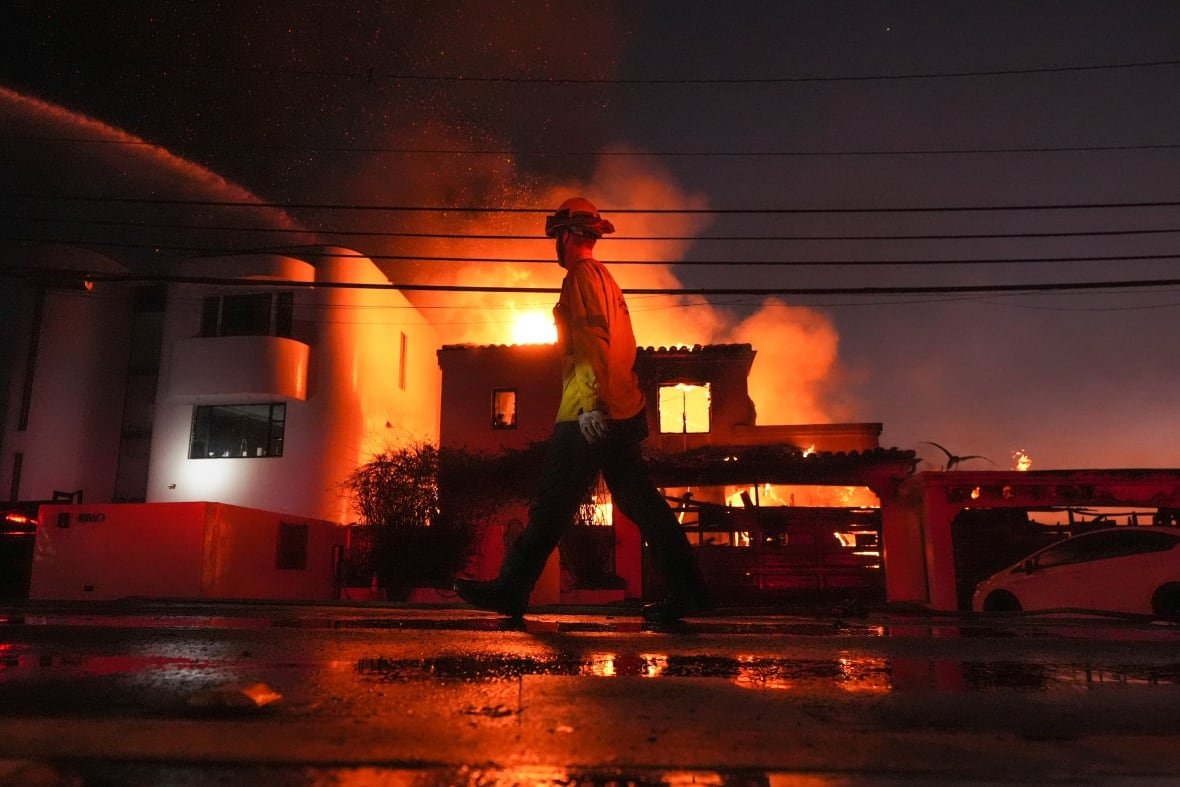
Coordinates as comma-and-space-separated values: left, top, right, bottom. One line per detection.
733, 655, 793, 691
579, 478, 614, 527
583, 652, 617, 677
588, 491, 613, 527
836, 656, 892, 694
1012, 449, 1032, 471
725, 484, 880, 509
658, 382, 711, 433
372, 158, 843, 424
509, 309, 557, 345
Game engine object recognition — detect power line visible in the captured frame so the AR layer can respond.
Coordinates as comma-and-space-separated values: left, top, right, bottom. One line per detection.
61, 281, 1180, 319
4, 237, 1179, 267
5, 268, 1179, 297
7, 133, 1180, 159
47, 54, 1180, 83
8, 213, 1180, 243
7, 192, 1180, 214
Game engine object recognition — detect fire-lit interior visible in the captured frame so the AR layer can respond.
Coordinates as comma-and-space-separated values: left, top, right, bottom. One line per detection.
662, 483, 882, 567
658, 383, 711, 434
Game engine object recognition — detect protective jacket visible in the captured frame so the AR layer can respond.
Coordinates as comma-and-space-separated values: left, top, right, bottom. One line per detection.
552, 256, 645, 423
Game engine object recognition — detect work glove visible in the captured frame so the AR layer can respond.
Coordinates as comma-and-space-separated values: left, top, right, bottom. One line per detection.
577, 409, 609, 444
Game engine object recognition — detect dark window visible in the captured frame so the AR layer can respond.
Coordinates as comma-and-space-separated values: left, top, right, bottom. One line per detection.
221, 293, 272, 336
275, 292, 294, 337
492, 388, 517, 429
189, 403, 286, 459
134, 284, 167, 313
1036, 529, 1180, 568
276, 522, 309, 570
1089, 529, 1180, 558
200, 292, 294, 338
200, 297, 219, 337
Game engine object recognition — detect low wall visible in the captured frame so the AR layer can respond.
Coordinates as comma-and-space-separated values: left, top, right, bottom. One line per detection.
30, 501, 347, 601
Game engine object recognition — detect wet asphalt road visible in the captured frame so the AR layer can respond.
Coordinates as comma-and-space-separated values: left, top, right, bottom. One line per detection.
1, 600, 1180, 785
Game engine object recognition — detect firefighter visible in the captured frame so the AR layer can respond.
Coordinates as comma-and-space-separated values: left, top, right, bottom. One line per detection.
454, 197, 709, 623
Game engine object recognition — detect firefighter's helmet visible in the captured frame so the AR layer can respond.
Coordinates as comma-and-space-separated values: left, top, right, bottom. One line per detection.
544, 197, 615, 238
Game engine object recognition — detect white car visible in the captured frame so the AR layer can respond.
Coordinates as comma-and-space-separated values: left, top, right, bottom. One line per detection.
972, 527, 1180, 618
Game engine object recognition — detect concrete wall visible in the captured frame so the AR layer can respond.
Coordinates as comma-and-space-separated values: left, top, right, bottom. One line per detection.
0, 247, 133, 504
437, 343, 559, 453
147, 249, 441, 524
30, 501, 346, 601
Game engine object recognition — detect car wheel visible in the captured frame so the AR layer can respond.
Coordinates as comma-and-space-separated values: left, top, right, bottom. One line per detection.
1150, 583, 1180, 620
983, 590, 1022, 612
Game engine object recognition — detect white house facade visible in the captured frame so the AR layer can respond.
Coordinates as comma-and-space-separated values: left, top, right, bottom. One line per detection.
2, 245, 440, 525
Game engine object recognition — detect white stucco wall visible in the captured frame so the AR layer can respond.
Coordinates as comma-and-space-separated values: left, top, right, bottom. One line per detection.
0, 247, 131, 503
145, 249, 440, 523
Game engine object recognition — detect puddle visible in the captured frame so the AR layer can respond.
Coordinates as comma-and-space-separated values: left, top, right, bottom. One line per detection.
355, 649, 1180, 694
355, 651, 889, 693
36, 762, 885, 786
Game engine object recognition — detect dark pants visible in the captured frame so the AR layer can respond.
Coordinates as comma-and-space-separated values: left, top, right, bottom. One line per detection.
498, 411, 705, 600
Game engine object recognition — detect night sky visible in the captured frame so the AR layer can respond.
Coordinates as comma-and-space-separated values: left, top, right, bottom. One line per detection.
2, 2, 1179, 470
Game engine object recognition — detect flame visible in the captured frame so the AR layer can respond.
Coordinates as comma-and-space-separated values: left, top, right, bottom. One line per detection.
509, 309, 556, 345
1012, 449, 1032, 471
724, 484, 880, 509
342, 134, 843, 426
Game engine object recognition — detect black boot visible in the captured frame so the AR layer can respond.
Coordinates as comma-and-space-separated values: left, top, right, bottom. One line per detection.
641, 591, 710, 624
454, 577, 528, 618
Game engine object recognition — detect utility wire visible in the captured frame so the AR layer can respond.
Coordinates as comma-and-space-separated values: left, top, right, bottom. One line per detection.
6, 193, 1180, 214
42, 54, 1180, 83
5, 269, 1179, 297
7, 213, 1180, 242
7, 133, 1180, 159
3, 236, 1179, 267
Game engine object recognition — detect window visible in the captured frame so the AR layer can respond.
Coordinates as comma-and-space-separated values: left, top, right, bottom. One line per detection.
201, 292, 293, 338
492, 388, 517, 429
1035, 529, 1179, 569
189, 403, 286, 458
658, 383, 711, 434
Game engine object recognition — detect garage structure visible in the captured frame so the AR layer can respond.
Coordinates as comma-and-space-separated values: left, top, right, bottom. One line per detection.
883, 469, 1180, 611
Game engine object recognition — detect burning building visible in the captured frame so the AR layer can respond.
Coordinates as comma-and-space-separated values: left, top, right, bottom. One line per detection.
7, 244, 1180, 610
437, 341, 916, 606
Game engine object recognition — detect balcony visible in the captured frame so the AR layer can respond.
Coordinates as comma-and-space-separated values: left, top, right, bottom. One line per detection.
166, 335, 309, 403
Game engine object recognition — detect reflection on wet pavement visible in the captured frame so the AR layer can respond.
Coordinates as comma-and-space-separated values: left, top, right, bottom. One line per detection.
3, 607, 1180, 711
55, 762, 878, 786
352, 649, 1180, 694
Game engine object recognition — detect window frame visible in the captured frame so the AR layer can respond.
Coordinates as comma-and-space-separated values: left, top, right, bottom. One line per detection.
491, 388, 518, 430
657, 382, 712, 435
189, 402, 287, 459
200, 291, 294, 338
1034, 529, 1180, 569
